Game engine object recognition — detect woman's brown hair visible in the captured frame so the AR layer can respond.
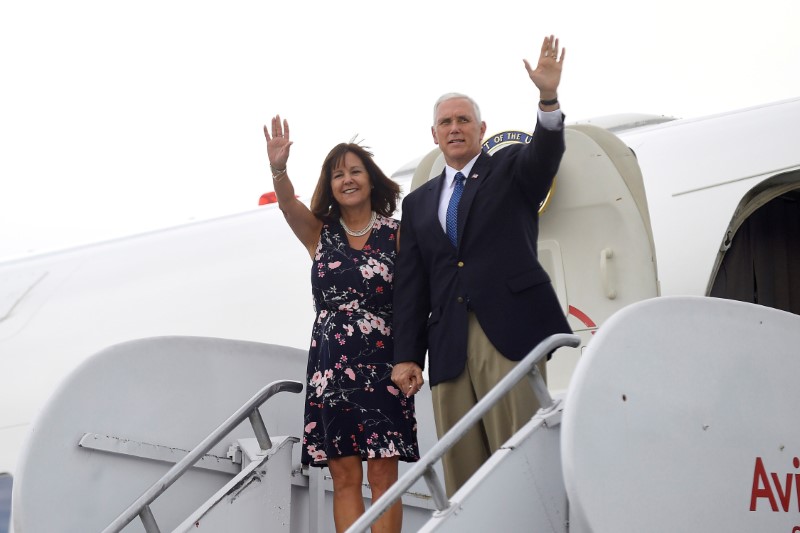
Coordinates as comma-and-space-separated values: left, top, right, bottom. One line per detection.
310, 143, 400, 221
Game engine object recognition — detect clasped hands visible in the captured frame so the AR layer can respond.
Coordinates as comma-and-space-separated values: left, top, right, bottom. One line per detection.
391, 361, 424, 397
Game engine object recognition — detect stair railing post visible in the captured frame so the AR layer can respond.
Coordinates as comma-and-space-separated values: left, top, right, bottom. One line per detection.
248, 408, 273, 451
422, 466, 449, 511
527, 364, 555, 412
138, 505, 161, 533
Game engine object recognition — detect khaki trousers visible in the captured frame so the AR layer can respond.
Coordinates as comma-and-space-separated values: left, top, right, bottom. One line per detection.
431, 312, 546, 497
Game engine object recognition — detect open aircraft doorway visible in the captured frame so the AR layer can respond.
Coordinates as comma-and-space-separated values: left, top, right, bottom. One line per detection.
709, 172, 800, 315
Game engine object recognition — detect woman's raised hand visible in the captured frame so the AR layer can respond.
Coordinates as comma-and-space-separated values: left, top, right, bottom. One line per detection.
264, 115, 292, 170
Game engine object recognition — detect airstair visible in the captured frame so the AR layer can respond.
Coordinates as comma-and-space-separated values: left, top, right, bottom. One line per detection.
11, 336, 440, 532
99, 380, 302, 532
349, 296, 800, 532
345, 333, 580, 533
12, 297, 800, 532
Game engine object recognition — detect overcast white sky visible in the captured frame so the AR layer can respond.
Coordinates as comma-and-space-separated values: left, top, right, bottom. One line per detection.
1, 0, 798, 261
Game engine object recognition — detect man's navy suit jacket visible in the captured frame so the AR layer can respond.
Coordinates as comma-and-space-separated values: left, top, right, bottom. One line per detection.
393, 121, 572, 386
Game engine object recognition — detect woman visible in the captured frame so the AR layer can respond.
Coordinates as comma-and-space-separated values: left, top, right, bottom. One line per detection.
264, 115, 419, 533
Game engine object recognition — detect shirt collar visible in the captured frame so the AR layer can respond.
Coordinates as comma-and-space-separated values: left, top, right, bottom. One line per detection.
444, 152, 481, 187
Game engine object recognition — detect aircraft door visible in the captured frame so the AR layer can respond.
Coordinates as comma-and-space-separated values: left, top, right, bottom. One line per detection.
537, 125, 660, 391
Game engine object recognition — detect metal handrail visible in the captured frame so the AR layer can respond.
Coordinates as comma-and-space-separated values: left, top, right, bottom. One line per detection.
345, 333, 581, 533
101, 379, 303, 533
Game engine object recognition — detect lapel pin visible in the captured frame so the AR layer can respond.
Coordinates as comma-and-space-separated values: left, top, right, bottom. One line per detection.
470, 173, 478, 179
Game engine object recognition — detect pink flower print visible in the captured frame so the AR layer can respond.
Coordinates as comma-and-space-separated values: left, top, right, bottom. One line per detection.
376, 286, 384, 294
343, 324, 354, 336
370, 315, 385, 330
359, 265, 375, 279
307, 445, 327, 462
344, 368, 356, 381
311, 371, 329, 397
376, 340, 385, 348
374, 262, 389, 279
340, 355, 348, 363
387, 385, 399, 396
305, 422, 317, 433
335, 362, 342, 369
368, 449, 376, 458
311, 339, 317, 347
314, 242, 323, 260
324, 369, 334, 379
379, 325, 391, 336
339, 300, 360, 311
328, 261, 341, 269
358, 319, 373, 334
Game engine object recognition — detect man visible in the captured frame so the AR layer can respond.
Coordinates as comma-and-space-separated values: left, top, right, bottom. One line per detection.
391, 35, 572, 496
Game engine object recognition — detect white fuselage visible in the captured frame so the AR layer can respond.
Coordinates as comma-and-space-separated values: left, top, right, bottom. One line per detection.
2, 98, 799, 532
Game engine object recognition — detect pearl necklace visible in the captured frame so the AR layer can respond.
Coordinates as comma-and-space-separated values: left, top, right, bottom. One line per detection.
340, 211, 377, 237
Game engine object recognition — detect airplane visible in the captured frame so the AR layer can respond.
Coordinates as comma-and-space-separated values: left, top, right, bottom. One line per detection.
1, 96, 799, 532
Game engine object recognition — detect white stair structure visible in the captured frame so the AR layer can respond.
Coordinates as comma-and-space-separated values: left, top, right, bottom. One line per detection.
348, 296, 800, 532
12, 337, 440, 532
345, 334, 580, 533
99, 379, 303, 533
562, 296, 800, 532
171, 435, 297, 532
12, 297, 800, 532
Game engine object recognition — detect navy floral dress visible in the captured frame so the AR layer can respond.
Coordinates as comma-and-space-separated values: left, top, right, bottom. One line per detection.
302, 215, 419, 466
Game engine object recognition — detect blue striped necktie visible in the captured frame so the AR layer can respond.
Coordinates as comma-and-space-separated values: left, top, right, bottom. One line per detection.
445, 172, 466, 247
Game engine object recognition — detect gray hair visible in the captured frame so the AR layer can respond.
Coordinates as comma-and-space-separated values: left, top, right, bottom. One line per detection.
432, 92, 482, 125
